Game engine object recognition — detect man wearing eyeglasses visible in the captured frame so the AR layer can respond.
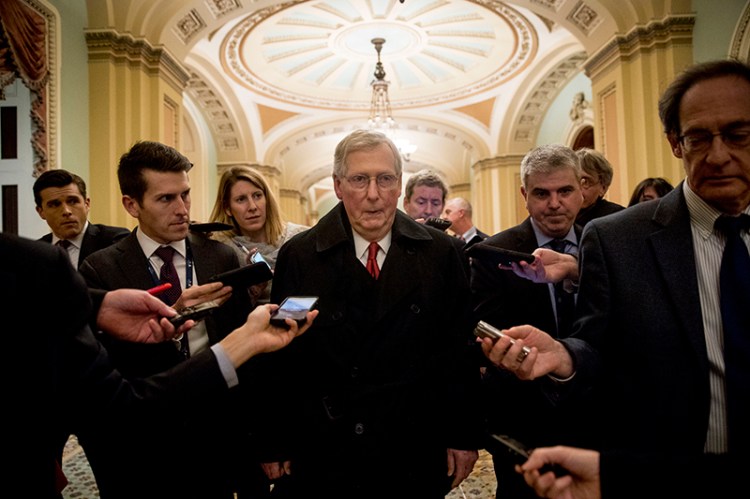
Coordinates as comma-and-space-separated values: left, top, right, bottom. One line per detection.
256, 129, 482, 498
487, 59, 749, 499
574, 148, 624, 227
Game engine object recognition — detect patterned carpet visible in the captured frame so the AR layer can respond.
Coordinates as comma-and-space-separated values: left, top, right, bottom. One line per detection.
61, 436, 99, 498
61, 436, 497, 498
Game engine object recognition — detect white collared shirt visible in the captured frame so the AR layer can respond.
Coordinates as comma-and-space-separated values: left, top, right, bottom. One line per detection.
53, 221, 89, 268
684, 181, 750, 454
352, 229, 391, 271
136, 230, 209, 356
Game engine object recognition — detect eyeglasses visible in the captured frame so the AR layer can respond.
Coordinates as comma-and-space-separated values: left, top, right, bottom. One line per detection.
580, 177, 599, 189
678, 127, 750, 154
343, 173, 399, 191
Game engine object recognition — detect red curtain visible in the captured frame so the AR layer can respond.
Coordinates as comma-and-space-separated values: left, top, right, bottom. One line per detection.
0, 0, 49, 174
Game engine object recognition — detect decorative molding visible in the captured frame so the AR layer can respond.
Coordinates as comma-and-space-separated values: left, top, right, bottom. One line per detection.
85, 29, 191, 92
173, 9, 206, 44
206, 0, 243, 19
513, 51, 587, 143
217, 162, 281, 178
529, 0, 564, 11
566, 1, 602, 36
184, 70, 242, 152
729, 2, 750, 62
473, 153, 526, 172
584, 15, 695, 78
163, 95, 179, 147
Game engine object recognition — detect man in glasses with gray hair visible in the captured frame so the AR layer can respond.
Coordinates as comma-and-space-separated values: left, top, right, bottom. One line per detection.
255, 129, 482, 498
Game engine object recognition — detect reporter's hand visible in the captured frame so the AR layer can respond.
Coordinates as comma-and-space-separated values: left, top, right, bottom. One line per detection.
517, 446, 600, 499
478, 325, 574, 380
261, 460, 292, 480
97, 289, 194, 343
173, 281, 232, 310
219, 303, 318, 368
503, 248, 578, 284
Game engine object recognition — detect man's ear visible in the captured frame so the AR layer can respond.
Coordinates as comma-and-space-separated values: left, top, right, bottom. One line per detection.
121, 195, 140, 218
333, 174, 344, 200
667, 133, 683, 159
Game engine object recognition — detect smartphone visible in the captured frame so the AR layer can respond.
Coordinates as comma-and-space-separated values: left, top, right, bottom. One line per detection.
465, 243, 536, 267
168, 300, 221, 327
474, 321, 531, 356
270, 296, 319, 329
490, 433, 568, 477
208, 261, 273, 289
250, 251, 269, 266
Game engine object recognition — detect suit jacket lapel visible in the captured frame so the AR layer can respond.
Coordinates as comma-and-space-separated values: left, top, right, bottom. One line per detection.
649, 188, 708, 371
116, 231, 156, 288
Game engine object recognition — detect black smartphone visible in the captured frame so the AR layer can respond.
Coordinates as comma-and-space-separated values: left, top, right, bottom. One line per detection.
465, 243, 535, 267
474, 321, 531, 356
490, 433, 568, 477
208, 261, 273, 289
168, 300, 221, 327
270, 296, 319, 329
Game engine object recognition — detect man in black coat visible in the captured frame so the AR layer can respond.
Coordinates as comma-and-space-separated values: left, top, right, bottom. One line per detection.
257, 129, 482, 498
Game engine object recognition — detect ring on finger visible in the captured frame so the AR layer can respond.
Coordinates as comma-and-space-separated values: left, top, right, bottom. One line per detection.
516, 347, 531, 363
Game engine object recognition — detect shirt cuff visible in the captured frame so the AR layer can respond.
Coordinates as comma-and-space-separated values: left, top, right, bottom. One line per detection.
210, 343, 239, 388
547, 370, 576, 383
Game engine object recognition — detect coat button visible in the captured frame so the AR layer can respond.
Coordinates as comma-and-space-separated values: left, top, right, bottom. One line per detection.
410, 303, 421, 314
354, 423, 364, 435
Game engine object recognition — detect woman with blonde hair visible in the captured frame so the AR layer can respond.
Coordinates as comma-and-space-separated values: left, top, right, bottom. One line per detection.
209, 165, 308, 304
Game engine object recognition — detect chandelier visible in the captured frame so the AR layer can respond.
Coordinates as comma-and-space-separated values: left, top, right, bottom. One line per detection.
368, 37, 394, 130
367, 37, 417, 161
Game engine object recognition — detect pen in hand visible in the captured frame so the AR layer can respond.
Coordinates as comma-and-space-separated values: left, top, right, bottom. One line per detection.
147, 283, 172, 296
233, 240, 250, 255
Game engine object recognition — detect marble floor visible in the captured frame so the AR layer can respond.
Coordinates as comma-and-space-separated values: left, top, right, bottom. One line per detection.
446, 449, 497, 498
62, 436, 498, 498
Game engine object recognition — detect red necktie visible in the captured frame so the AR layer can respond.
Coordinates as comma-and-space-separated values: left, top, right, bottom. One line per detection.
154, 246, 189, 358
366, 241, 380, 279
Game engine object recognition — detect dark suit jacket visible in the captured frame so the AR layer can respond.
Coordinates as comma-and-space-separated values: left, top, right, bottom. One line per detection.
77, 230, 253, 498
469, 217, 593, 498
39, 223, 129, 268
575, 197, 624, 228
559, 183, 738, 498
256, 204, 482, 497
79, 230, 248, 376
463, 228, 489, 249
1, 234, 229, 499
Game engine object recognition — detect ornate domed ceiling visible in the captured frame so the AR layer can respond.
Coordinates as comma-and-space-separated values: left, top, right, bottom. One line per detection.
220, 0, 536, 111
92, 0, 628, 212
